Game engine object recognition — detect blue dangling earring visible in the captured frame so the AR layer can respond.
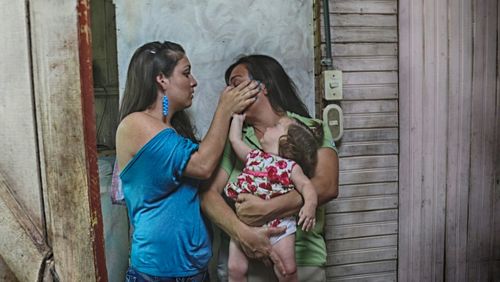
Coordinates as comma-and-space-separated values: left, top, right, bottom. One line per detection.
162, 94, 169, 122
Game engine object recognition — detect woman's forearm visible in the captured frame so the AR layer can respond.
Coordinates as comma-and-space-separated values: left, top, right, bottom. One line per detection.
236, 191, 303, 226
311, 148, 339, 205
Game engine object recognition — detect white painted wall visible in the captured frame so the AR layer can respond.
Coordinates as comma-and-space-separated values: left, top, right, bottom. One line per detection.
115, 0, 314, 137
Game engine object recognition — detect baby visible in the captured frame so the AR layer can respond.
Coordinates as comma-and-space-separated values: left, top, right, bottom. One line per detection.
224, 114, 324, 282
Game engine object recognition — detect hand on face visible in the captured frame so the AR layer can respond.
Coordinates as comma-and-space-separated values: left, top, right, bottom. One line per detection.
219, 80, 259, 115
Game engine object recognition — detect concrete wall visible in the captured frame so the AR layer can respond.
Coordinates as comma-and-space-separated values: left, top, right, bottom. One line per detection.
114, 0, 315, 137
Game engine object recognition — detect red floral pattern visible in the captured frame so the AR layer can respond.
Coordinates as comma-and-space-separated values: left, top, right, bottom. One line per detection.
224, 149, 296, 201
223, 150, 298, 230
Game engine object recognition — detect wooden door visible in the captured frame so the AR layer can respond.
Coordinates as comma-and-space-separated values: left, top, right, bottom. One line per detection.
0, 0, 106, 280
398, 0, 500, 281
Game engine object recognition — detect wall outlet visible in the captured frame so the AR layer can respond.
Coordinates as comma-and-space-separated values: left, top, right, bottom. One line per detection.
323, 70, 343, 100
323, 104, 344, 141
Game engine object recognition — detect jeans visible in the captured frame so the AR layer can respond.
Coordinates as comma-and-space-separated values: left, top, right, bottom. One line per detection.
125, 267, 209, 282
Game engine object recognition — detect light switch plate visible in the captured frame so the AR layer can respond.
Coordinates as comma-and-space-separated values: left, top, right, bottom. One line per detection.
323, 70, 343, 100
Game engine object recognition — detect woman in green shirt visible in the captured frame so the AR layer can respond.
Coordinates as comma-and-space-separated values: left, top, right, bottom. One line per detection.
200, 55, 339, 282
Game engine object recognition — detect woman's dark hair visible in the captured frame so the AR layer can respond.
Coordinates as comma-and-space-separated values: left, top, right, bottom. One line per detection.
119, 41, 197, 141
225, 55, 310, 118
279, 118, 323, 177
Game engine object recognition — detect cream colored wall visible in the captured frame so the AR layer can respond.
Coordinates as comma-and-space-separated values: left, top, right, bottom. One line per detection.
114, 0, 315, 137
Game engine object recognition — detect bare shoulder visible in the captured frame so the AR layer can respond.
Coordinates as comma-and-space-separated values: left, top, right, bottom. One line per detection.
116, 112, 163, 169
117, 113, 146, 143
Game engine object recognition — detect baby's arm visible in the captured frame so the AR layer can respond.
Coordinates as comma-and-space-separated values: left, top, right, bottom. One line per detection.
229, 114, 252, 162
290, 165, 318, 231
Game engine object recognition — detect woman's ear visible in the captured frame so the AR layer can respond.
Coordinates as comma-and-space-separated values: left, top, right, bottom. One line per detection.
156, 74, 169, 89
260, 82, 268, 96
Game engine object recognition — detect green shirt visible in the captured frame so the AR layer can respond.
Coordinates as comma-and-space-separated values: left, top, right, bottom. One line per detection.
220, 112, 336, 266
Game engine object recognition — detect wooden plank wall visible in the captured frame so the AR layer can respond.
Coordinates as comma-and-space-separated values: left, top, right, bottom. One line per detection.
91, 0, 119, 150
317, 1, 399, 280
399, 0, 499, 281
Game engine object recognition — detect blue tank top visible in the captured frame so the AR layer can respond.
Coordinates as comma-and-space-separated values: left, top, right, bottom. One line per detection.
120, 128, 211, 277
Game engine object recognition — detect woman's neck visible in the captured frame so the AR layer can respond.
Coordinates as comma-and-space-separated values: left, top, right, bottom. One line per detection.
248, 110, 283, 139
144, 102, 174, 128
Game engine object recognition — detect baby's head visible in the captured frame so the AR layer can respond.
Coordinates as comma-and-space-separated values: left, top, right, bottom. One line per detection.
278, 117, 324, 177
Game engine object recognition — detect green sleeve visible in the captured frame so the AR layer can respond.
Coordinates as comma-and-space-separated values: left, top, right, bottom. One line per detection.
287, 111, 337, 151
219, 139, 236, 175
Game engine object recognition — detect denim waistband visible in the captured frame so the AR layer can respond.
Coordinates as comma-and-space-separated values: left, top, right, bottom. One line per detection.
125, 267, 209, 282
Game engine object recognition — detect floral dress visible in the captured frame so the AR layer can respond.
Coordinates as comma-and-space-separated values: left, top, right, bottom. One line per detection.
225, 149, 297, 229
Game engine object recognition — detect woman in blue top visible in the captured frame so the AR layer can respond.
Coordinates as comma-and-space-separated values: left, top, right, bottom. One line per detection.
116, 41, 259, 281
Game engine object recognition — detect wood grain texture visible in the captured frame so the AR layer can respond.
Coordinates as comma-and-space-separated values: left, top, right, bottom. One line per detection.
399, 0, 499, 281
466, 0, 499, 280
29, 0, 100, 280
0, 0, 43, 230
444, 0, 473, 280
322, 1, 400, 279
0, 172, 50, 281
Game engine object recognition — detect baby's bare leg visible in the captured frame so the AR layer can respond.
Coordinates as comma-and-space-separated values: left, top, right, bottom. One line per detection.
228, 239, 249, 282
273, 235, 297, 282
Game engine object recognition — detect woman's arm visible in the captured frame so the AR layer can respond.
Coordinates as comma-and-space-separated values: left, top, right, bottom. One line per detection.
235, 147, 339, 226
184, 82, 258, 179
199, 168, 287, 274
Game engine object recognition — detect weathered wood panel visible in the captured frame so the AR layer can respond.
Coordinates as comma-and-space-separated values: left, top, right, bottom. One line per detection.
399, 0, 448, 279
344, 113, 398, 129
327, 235, 398, 252
343, 84, 398, 100
340, 168, 398, 185
328, 260, 397, 277
320, 0, 400, 280
466, 0, 499, 280
329, 272, 396, 282
340, 155, 398, 170
330, 27, 397, 43
0, 172, 51, 281
341, 128, 398, 142
326, 195, 398, 213
340, 100, 398, 114
495, 4, 500, 279
91, 0, 119, 150
326, 221, 397, 240
343, 71, 398, 85
94, 88, 119, 150
444, 0, 473, 280
338, 141, 398, 157
326, 209, 398, 225
338, 183, 398, 198
331, 14, 397, 27
29, 0, 102, 280
399, 0, 499, 281
330, 43, 398, 56
332, 56, 398, 71
0, 0, 43, 230
328, 246, 397, 265
330, 0, 397, 14
0, 256, 17, 282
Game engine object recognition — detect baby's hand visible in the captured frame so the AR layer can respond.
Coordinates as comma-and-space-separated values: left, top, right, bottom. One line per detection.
229, 113, 246, 141
297, 202, 316, 232
232, 113, 246, 125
